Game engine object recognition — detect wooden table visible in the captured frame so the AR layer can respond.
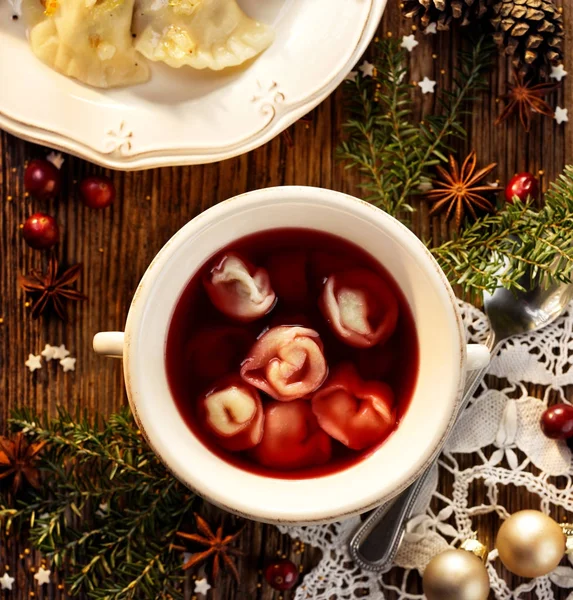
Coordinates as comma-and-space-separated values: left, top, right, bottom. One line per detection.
1, 2, 571, 598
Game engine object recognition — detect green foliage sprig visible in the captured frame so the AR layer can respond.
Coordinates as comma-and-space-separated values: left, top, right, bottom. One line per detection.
339, 36, 573, 295
338, 35, 494, 216
0, 408, 196, 600
433, 166, 573, 294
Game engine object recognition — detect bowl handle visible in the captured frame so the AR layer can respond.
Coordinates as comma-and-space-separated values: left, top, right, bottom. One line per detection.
93, 332, 124, 358
466, 343, 490, 371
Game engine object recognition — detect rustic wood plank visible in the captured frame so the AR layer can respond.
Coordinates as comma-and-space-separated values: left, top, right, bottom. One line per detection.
0, 1, 571, 598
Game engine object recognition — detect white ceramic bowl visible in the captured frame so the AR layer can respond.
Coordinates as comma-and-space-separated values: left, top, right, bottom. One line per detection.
94, 186, 489, 524
0, 0, 386, 169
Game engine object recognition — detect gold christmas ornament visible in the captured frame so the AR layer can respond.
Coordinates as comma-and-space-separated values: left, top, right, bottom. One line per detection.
496, 510, 568, 578
423, 539, 490, 600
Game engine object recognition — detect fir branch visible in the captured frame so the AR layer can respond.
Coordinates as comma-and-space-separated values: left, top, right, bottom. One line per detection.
337, 35, 494, 217
431, 165, 573, 294
0, 408, 197, 600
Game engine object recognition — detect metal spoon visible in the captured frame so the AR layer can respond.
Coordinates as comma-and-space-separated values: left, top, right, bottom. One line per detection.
349, 279, 573, 572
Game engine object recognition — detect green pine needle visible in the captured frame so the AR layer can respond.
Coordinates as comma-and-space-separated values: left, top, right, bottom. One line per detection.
431, 166, 573, 294
337, 34, 494, 216
338, 35, 573, 296
0, 408, 197, 599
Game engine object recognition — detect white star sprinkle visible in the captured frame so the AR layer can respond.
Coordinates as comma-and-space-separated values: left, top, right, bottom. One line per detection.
0, 573, 15, 590
345, 71, 358, 83
46, 151, 65, 169
401, 34, 419, 52
52, 344, 70, 360
25, 354, 42, 372
418, 76, 437, 94
41, 344, 57, 361
34, 567, 51, 585
424, 22, 437, 34
194, 578, 212, 596
555, 106, 569, 124
358, 61, 374, 78
550, 64, 567, 82
60, 357, 76, 372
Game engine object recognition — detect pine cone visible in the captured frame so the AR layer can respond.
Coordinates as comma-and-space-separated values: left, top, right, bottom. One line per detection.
402, 0, 493, 30
491, 0, 564, 76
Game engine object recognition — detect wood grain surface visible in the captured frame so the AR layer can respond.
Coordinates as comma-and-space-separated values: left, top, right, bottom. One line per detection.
1, 1, 571, 598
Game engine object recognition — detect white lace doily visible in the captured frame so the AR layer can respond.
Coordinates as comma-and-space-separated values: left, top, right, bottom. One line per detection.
279, 300, 573, 599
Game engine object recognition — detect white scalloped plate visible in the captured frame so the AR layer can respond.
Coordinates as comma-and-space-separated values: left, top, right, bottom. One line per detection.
0, 0, 387, 170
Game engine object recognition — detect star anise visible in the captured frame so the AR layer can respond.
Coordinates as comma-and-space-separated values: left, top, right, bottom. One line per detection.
20, 255, 87, 321
495, 69, 560, 132
0, 432, 46, 494
177, 513, 244, 582
425, 151, 498, 230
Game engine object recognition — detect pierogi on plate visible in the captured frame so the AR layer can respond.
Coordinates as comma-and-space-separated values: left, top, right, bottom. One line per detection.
26, 0, 150, 88
23, 0, 274, 88
133, 0, 274, 71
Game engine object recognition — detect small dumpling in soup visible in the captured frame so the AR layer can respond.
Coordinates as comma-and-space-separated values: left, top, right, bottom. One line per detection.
133, 0, 274, 71
26, 0, 150, 88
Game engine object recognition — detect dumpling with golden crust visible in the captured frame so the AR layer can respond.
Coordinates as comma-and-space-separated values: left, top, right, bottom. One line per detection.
133, 0, 274, 71
27, 0, 150, 88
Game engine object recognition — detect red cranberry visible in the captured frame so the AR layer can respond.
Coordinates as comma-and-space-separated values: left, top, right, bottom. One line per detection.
540, 404, 573, 440
24, 159, 61, 200
22, 213, 60, 250
79, 176, 116, 209
505, 172, 539, 204
264, 559, 299, 591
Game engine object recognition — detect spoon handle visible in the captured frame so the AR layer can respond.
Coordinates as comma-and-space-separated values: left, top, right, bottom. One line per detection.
349, 344, 497, 572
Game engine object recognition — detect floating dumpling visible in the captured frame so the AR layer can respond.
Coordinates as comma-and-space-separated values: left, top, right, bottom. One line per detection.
26, 0, 150, 88
240, 326, 328, 402
252, 400, 332, 470
203, 252, 276, 322
319, 268, 399, 349
133, 0, 274, 70
311, 364, 396, 451
198, 376, 264, 452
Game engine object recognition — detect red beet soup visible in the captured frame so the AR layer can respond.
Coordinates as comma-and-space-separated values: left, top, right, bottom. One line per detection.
165, 228, 419, 479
